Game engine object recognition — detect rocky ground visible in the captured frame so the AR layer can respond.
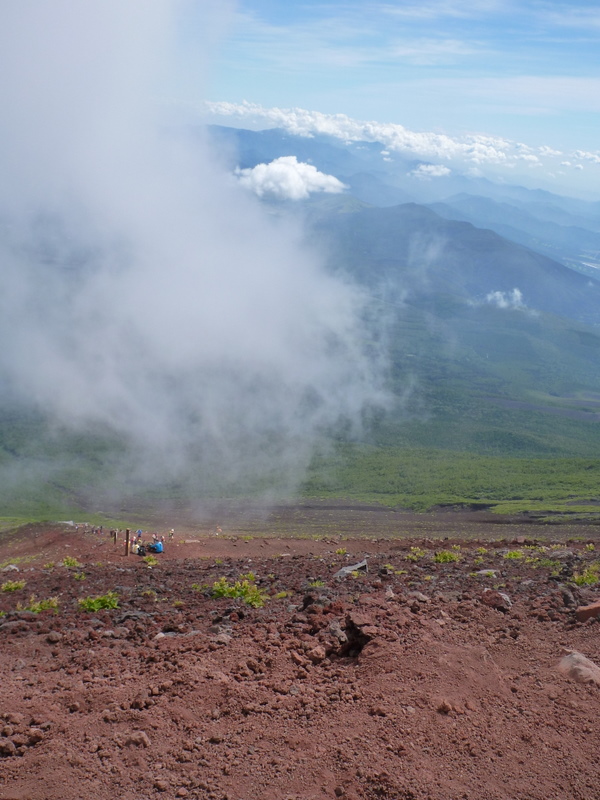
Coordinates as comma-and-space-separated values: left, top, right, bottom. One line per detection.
1, 508, 600, 800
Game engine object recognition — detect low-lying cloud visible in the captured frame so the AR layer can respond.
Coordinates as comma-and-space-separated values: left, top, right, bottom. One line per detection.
206, 100, 600, 192
485, 288, 525, 310
235, 156, 347, 200
409, 163, 452, 179
0, 2, 386, 505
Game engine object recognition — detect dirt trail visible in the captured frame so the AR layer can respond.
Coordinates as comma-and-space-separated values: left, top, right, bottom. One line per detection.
1, 514, 600, 800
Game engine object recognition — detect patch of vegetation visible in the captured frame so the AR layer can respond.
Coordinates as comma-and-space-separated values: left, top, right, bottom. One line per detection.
17, 595, 59, 613
1, 579, 26, 592
335, 548, 347, 555
406, 547, 426, 562
143, 554, 159, 567
308, 579, 325, 587
141, 589, 157, 600
572, 563, 600, 586
273, 590, 291, 599
434, 550, 461, 563
73, 572, 86, 581
211, 576, 267, 608
78, 591, 119, 611
504, 550, 524, 559
62, 556, 81, 568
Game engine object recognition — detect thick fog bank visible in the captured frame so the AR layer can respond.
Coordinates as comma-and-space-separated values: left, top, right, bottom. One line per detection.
0, 2, 387, 504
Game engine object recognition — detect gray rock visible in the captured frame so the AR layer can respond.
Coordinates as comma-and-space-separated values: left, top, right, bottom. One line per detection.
334, 559, 368, 579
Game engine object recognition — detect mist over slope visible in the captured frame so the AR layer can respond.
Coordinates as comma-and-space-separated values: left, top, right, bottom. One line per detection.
0, 3, 386, 509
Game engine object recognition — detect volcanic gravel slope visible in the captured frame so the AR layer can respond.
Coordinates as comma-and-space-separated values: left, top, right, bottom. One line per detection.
1, 523, 600, 800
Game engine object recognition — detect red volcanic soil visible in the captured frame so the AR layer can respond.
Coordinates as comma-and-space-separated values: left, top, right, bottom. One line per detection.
1, 509, 600, 800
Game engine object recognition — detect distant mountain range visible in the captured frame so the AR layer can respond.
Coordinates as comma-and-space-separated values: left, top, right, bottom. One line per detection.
209, 124, 600, 458
209, 124, 600, 280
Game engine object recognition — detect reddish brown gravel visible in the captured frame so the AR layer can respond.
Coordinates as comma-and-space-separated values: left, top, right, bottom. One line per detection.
1, 513, 600, 800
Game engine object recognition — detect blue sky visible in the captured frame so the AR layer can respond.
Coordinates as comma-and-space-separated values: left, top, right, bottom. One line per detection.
181, 0, 600, 197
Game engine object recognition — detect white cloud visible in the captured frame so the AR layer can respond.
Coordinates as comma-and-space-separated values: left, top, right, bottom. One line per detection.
485, 288, 525, 310
409, 163, 451, 179
0, 2, 385, 500
206, 101, 516, 165
235, 156, 347, 200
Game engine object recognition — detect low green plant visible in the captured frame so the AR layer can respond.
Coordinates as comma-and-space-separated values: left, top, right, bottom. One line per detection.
406, 547, 426, 562
78, 591, 119, 611
211, 576, 267, 608
473, 556, 484, 566
1, 580, 26, 592
335, 548, 347, 556
504, 550, 524, 560
572, 563, 600, 586
143, 554, 159, 567
585, 543, 595, 551
43, 562, 55, 570
17, 595, 59, 613
141, 588, 157, 600
73, 572, 86, 581
273, 590, 291, 599
173, 599, 185, 608
536, 558, 561, 569
476, 547, 488, 555
62, 556, 81, 568
434, 550, 460, 563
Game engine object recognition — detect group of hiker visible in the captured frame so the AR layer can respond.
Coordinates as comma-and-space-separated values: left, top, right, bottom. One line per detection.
103, 526, 175, 556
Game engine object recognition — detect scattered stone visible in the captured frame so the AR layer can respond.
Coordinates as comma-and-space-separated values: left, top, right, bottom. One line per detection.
481, 588, 512, 611
125, 730, 151, 748
437, 699, 453, 714
0, 738, 17, 757
575, 600, 600, 623
334, 559, 368, 579
46, 631, 62, 644
558, 651, 600, 686
408, 591, 429, 603
307, 645, 326, 664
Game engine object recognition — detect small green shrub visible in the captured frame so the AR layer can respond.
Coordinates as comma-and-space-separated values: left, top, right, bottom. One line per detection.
43, 562, 55, 570
143, 555, 159, 567
78, 591, 119, 611
503, 550, 524, 560
573, 564, 600, 586
62, 556, 81, 568
211, 577, 266, 608
434, 550, 460, 563
17, 595, 59, 613
406, 547, 426, 562
73, 572, 86, 581
308, 579, 325, 587
1, 580, 26, 592
273, 590, 291, 599
335, 548, 347, 556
